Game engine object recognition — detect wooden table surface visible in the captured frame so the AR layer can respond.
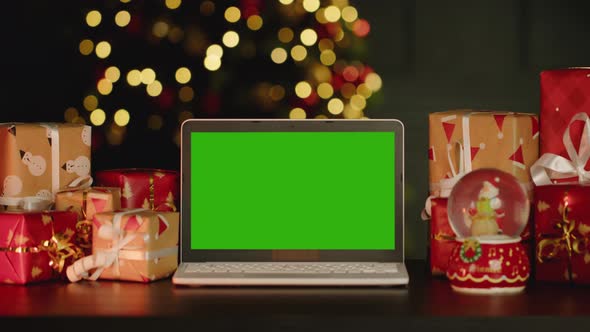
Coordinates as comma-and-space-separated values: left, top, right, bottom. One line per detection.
2, 260, 589, 330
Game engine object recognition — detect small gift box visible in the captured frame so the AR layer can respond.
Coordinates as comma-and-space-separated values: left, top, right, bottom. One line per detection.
54, 187, 122, 255
0, 210, 84, 284
94, 169, 178, 212
0, 123, 91, 211
534, 184, 590, 284
66, 209, 179, 283
540, 68, 590, 169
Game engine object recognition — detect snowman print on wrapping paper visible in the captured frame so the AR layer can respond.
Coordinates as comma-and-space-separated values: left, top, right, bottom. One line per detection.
62, 156, 90, 177
36, 189, 52, 201
2, 175, 23, 196
81, 127, 91, 147
20, 150, 47, 176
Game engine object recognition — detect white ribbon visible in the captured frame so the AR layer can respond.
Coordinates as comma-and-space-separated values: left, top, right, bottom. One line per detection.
66, 209, 176, 282
530, 112, 590, 185
0, 196, 52, 211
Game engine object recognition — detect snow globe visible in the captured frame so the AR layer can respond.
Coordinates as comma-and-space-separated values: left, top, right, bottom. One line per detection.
446, 168, 530, 294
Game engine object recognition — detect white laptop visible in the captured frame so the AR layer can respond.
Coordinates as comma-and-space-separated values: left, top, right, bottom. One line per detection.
172, 119, 409, 286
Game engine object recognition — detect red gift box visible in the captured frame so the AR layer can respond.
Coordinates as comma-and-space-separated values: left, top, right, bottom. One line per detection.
0, 211, 83, 284
534, 184, 590, 284
429, 197, 533, 275
540, 69, 590, 172
94, 169, 179, 212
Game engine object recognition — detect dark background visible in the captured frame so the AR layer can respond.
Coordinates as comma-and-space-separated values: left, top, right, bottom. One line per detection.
1, 0, 590, 259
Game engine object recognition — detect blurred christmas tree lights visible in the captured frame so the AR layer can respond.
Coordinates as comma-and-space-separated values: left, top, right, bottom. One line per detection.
67, 0, 383, 146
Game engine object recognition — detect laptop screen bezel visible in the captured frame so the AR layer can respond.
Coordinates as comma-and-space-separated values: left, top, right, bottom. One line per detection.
180, 119, 404, 263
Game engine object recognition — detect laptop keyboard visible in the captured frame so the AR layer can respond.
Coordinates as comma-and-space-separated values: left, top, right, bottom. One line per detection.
184, 262, 399, 274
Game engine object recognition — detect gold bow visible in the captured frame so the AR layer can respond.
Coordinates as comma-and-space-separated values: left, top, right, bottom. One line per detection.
537, 196, 590, 281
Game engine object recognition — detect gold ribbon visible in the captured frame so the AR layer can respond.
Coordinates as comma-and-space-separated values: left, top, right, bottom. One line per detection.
0, 228, 84, 274
537, 196, 590, 282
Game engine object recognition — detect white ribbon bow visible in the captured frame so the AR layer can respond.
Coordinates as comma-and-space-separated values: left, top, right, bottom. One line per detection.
530, 112, 590, 185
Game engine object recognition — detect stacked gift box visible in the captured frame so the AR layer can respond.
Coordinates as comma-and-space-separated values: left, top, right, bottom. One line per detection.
0, 123, 180, 285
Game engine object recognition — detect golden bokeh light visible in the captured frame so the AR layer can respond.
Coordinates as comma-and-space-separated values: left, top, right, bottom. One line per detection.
86, 10, 102, 27
200, 1, 215, 15
64, 107, 79, 122
350, 94, 367, 110
315, 114, 328, 119
165, 0, 182, 10
279, 0, 294, 4
179, 86, 194, 102
168, 26, 184, 43
127, 69, 141, 86
320, 50, 336, 66
83, 95, 98, 111
341, 6, 358, 22
324, 6, 341, 22
270, 47, 288, 64
153, 21, 169, 38
312, 65, 332, 82
120, 0, 131, 3
114, 109, 130, 126
106, 124, 126, 146
178, 110, 194, 123
146, 80, 163, 96
278, 27, 294, 43
105, 66, 121, 82
365, 73, 383, 91
97, 78, 113, 95
79, 39, 94, 55
334, 28, 344, 41
344, 104, 363, 119
302, 0, 320, 13
224, 6, 241, 23
269, 85, 285, 101
295, 81, 312, 99
175, 67, 191, 84
300, 29, 318, 46
357, 83, 372, 98
327, 98, 344, 115
315, 8, 328, 24
204, 56, 222, 71
140, 68, 156, 85
148, 114, 164, 130
340, 83, 356, 99
95, 41, 111, 59
115, 10, 131, 27
222, 31, 240, 48
318, 38, 334, 51
206, 44, 224, 57
247, 15, 263, 31
289, 108, 306, 119
317, 82, 334, 99
290, 45, 307, 61
90, 109, 106, 126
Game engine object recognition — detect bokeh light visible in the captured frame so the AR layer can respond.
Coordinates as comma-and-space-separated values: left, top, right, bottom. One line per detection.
153, 21, 169, 38
64, 107, 79, 122
320, 50, 336, 66
175, 67, 191, 84
83, 95, 98, 111
79, 39, 94, 55
289, 107, 306, 119
269, 85, 285, 101
200, 1, 215, 15
115, 11, 131, 27
90, 109, 106, 126
317, 82, 334, 99
204, 56, 221, 71
341, 6, 358, 22
206, 44, 224, 57
178, 86, 194, 102
350, 94, 367, 110
140, 68, 156, 85
146, 80, 163, 96
295, 81, 312, 98
127, 69, 141, 86
105, 66, 121, 82
328, 98, 344, 115
97, 78, 113, 95
300, 29, 318, 46
165, 0, 182, 10
148, 114, 164, 130
114, 109, 130, 126
278, 27, 294, 43
271, 47, 288, 64
324, 6, 341, 22
365, 73, 383, 91
95, 41, 111, 59
302, 0, 320, 13
86, 10, 102, 27
222, 31, 240, 48
224, 6, 241, 23
247, 15, 263, 31
279, 0, 294, 4
290, 45, 307, 61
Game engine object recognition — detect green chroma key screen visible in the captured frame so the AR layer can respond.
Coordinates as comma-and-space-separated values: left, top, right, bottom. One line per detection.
190, 131, 395, 250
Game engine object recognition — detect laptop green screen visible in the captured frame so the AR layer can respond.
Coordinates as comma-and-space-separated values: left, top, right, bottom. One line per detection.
190, 131, 395, 250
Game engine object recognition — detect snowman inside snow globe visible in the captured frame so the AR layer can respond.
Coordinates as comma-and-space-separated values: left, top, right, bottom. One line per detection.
446, 168, 530, 294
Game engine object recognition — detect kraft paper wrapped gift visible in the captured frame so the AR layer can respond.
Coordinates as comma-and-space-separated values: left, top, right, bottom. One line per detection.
0, 123, 91, 210
95, 169, 178, 212
0, 210, 83, 284
66, 209, 179, 283
54, 187, 122, 255
428, 111, 539, 197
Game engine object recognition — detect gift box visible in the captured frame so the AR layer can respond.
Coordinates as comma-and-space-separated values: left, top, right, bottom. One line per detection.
0, 210, 84, 284
54, 187, 122, 255
540, 68, 590, 165
428, 110, 538, 197
429, 197, 533, 275
95, 169, 178, 211
66, 209, 179, 283
0, 123, 91, 210
534, 184, 590, 284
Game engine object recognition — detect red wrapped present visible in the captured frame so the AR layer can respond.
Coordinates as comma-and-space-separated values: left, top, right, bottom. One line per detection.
535, 184, 590, 284
538, 68, 590, 182
429, 197, 533, 275
0, 210, 84, 284
94, 169, 178, 212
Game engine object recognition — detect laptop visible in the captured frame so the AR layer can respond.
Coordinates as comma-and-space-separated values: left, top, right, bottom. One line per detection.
172, 119, 408, 286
